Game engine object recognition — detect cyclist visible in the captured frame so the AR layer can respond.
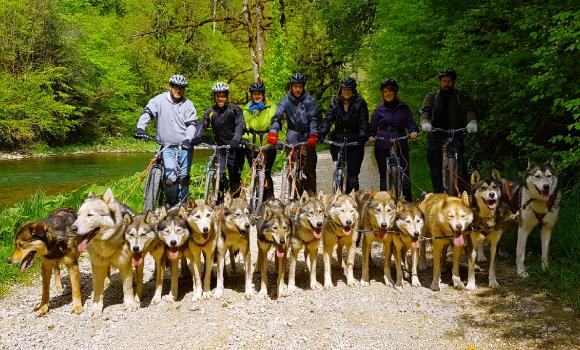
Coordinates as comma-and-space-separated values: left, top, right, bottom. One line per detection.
196, 82, 246, 199
419, 69, 477, 193
242, 82, 277, 201
135, 74, 198, 206
267, 72, 319, 193
319, 77, 369, 193
368, 79, 418, 201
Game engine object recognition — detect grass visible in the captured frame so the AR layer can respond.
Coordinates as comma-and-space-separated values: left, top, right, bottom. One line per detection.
0, 142, 578, 310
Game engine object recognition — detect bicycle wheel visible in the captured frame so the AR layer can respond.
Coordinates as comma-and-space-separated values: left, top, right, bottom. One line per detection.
279, 161, 289, 204
443, 156, 458, 196
342, 161, 348, 194
204, 168, 217, 205
144, 164, 163, 212
249, 167, 265, 213
390, 166, 403, 200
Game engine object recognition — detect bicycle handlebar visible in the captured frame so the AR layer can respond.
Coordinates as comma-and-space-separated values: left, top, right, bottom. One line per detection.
135, 134, 192, 149
199, 143, 231, 150
376, 135, 410, 143
323, 139, 360, 147
430, 127, 467, 135
278, 141, 307, 149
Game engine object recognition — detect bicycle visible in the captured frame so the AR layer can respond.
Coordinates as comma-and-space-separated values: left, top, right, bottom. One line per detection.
431, 127, 467, 196
200, 143, 231, 206
278, 141, 307, 204
377, 135, 409, 201
136, 134, 189, 212
323, 138, 360, 193
245, 142, 273, 214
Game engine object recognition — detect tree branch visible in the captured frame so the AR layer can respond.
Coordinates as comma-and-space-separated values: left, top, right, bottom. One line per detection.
133, 15, 244, 38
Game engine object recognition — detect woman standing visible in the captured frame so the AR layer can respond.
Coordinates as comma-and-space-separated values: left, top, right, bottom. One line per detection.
368, 79, 418, 201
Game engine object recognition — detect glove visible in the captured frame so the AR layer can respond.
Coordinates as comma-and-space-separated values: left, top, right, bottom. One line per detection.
267, 132, 278, 145
240, 139, 248, 148
466, 120, 478, 133
229, 139, 240, 149
181, 139, 193, 149
134, 128, 147, 139
306, 133, 318, 147
191, 136, 202, 146
421, 122, 432, 132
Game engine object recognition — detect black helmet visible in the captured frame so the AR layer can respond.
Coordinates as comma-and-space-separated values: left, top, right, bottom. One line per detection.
289, 72, 306, 84
340, 77, 357, 89
438, 69, 457, 80
249, 82, 266, 92
380, 79, 398, 92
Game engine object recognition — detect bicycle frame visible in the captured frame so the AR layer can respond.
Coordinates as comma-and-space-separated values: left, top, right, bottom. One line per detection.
246, 142, 273, 213
278, 141, 307, 204
324, 139, 359, 193
431, 128, 467, 196
201, 143, 231, 206
377, 135, 409, 200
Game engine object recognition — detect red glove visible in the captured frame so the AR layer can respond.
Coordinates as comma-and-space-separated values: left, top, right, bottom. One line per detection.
267, 132, 278, 145
307, 133, 318, 147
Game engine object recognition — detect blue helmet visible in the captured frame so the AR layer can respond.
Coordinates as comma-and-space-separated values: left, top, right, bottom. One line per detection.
249, 82, 266, 92
289, 72, 306, 84
340, 77, 357, 89
169, 74, 188, 87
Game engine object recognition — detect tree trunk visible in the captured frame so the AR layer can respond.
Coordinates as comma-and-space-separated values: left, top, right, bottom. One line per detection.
255, 0, 265, 69
242, 0, 260, 81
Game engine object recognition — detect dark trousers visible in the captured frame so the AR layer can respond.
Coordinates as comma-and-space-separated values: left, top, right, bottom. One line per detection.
330, 144, 365, 193
245, 146, 276, 200
218, 148, 245, 198
427, 133, 468, 194
374, 146, 412, 201
303, 146, 317, 193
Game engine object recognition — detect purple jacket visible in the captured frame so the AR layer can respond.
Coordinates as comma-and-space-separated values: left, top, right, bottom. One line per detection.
369, 100, 418, 150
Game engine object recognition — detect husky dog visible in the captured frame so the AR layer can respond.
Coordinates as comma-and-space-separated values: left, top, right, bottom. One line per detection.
215, 192, 253, 299
256, 198, 291, 298
358, 191, 397, 287
510, 161, 561, 277
156, 205, 190, 301
464, 170, 514, 290
122, 211, 164, 303
72, 189, 138, 316
392, 200, 424, 288
287, 191, 325, 293
322, 190, 359, 290
420, 192, 473, 291
9, 208, 82, 316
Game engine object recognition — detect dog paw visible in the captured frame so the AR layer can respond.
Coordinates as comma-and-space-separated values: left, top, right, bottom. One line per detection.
191, 295, 200, 303
346, 278, 357, 288
244, 290, 253, 300
124, 301, 140, 311
202, 291, 211, 300
517, 270, 529, 278
411, 276, 421, 287
465, 281, 476, 291
151, 295, 162, 305
395, 282, 404, 289
489, 280, 500, 289
310, 282, 321, 290
162, 294, 176, 302
89, 305, 103, 318
403, 271, 411, 280
277, 288, 288, 298
287, 285, 296, 295
213, 288, 224, 299
324, 282, 333, 291
70, 304, 83, 314
360, 280, 370, 287
258, 289, 268, 298
35, 304, 49, 317
384, 277, 395, 288
430, 282, 441, 292
452, 276, 464, 290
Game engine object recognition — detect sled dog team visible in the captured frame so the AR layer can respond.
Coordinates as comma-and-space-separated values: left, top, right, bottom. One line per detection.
8, 161, 560, 317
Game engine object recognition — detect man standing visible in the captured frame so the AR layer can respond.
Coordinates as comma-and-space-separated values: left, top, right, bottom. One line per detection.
419, 69, 477, 193
268, 72, 319, 193
135, 74, 198, 206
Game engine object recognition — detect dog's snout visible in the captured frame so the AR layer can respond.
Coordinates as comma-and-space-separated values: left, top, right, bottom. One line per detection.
316, 221, 322, 228
455, 224, 463, 231
346, 220, 352, 226
71, 225, 78, 233
244, 223, 250, 229
413, 232, 420, 238
132, 246, 139, 252
279, 238, 285, 245
380, 222, 387, 229
489, 192, 495, 198
543, 184, 550, 191
203, 227, 209, 233
170, 239, 177, 247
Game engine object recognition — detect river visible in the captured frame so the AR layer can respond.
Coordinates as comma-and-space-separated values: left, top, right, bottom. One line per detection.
0, 151, 211, 208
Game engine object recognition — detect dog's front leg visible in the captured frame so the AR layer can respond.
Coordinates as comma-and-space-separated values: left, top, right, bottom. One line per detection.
392, 240, 404, 288
167, 258, 179, 301
410, 246, 421, 287
451, 243, 465, 290
89, 261, 108, 316
37, 261, 53, 316
277, 253, 288, 298
488, 235, 500, 288
214, 249, 225, 299
430, 242, 443, 291
540, 223, 554, 271
202, 250, 213, 299
360, 235, 371, 287
345, 239, 356, 287
151, 252, 164, 304
243, 248, 253, 300
258, 247, 269, 297
307, 244, 319, 290
516, 225, 533, 277
190, 251, 203, 301
52, 265, 63, 294
135, 261, 144, 303
287, 247, 300, 295
466, 234, 477, 291
383, 239, 395, 287
119, 263, 138, 310
68, 263, 83, 314
323, 247, 333, 290
418, 242, 428, 271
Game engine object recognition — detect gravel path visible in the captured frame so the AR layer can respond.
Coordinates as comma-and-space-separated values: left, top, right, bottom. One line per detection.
1, 148, 578, 349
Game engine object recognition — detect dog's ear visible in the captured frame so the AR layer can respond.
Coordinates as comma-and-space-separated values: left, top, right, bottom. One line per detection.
224, 192, 232, 207
239, 189, 247, 201
144, 210, 157, 226
157, 206, 168, 220
549, 158, 555, 168
460, 191, 470, 207
470, 170, 480, 186
186, 197, 196, 211
31, 222, 48, 237
317, 190, 324, 202
387, 188, 396, 199
491, 168, 502, 181
349, 188, 356, 199
178, 205, 188, 220
263, 206, 272, 221
102, 188, 114, 204
300, 191, 309, 205
527, 158, 535, 170
122, 213, 133, 226
396, 200, 405, 213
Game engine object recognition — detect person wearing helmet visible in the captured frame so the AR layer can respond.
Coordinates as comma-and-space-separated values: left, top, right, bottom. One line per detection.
196, 81, 246, 199
319, 77, 369, 193
368, 79, 418, 201
268, 72, 319, 193
242, 82, 277, 200
419, 69, 477, 193
135, 74, 198, 206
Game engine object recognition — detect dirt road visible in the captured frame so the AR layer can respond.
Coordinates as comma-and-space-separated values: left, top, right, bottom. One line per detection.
0, 148, 577, 349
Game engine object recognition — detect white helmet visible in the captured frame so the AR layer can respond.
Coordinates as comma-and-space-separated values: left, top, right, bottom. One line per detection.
211, 82, 229, 93
169, 74, 188, 86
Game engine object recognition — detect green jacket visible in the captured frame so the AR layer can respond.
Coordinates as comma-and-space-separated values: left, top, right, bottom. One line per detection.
242, 101, 277, 143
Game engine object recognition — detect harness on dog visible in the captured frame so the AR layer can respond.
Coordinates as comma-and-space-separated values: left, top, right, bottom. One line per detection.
520, 184, 559, 224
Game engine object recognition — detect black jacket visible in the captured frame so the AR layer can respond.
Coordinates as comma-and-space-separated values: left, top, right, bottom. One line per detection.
320, 94, 369, 142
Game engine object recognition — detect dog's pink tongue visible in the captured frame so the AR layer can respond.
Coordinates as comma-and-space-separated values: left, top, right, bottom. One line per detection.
411, 240, 420, 249
453, 235, 465, 247
169, 249, 179, 260
541, 194, 550, 202
276, 245, 285, 258
77, 239, 90, 252
132, 255, 143, 267
488, 202, 497, 210
343, 227, 351, 236
313, 228, 322, 239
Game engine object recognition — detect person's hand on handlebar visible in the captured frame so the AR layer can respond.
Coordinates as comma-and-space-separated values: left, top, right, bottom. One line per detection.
134, 128, 148, 140
368, 136, 376, 144
410, 132, 418, 140
421, 122, 432, 132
